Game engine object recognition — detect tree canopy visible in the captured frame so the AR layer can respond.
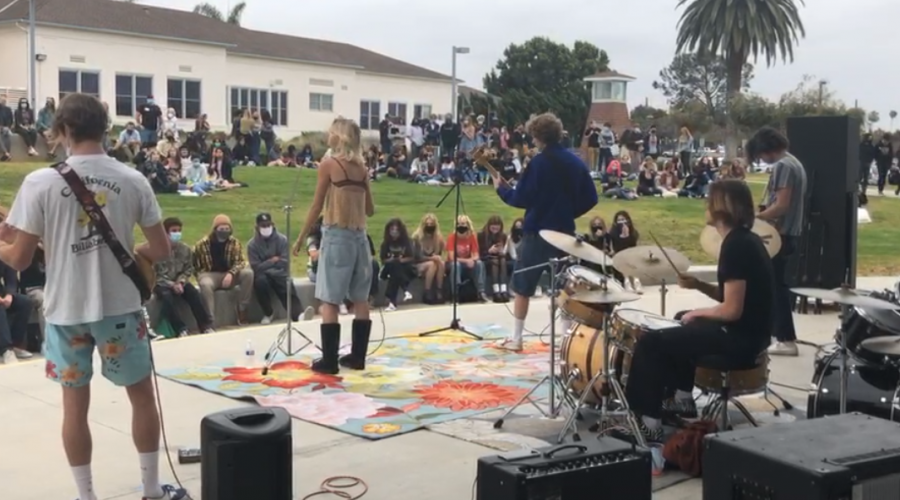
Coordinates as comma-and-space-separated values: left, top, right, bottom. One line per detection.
653, 52, 753, 125
483, 38, 609, 134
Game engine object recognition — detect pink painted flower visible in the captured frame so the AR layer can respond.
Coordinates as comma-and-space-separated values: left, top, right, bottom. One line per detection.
256, 391, 386, 426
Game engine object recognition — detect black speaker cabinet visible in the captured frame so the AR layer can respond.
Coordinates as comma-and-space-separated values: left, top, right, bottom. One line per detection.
201, 407, 293, 500
785, 115, 860, 289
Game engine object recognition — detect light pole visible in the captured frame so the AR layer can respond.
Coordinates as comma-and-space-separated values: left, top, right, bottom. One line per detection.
451, 46, 470, 122
28, 0, 36, 108
818, 79, 828, 110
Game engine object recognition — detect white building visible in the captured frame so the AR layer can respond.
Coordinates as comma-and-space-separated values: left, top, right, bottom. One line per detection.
0, 0, 453, 138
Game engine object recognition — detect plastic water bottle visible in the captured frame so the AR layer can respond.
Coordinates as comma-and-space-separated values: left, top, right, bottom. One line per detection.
244, 340, 257, 368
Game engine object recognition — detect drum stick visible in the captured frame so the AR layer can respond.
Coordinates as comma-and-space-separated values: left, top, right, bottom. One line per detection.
648, 231, 684, 278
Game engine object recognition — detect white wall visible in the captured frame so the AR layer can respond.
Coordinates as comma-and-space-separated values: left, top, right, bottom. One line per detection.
354, 72, 451, 128
0, 25, 29, 94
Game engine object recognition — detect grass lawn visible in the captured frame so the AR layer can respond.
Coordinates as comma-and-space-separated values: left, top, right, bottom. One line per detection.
1, 164, 897, 276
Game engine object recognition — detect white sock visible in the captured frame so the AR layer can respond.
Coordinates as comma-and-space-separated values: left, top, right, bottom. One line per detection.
500, 283, 507, 292
642, 416, 661, 429
139, 451, 164, 498
71, 464, 97, 500
675, 390, 693, 401
512, 319, 524, 342
492, 283, 500, 293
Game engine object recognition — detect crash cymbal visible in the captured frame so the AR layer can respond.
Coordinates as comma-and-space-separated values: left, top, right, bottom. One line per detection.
860, 337, 900, 357
612, 246, 691, 282
539, 229, 610, 266
572, 288, 641, 305
792, 287, 900, 310
700, 219, 782, 259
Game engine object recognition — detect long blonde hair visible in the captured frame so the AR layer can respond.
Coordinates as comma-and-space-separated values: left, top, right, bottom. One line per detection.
412, 213, 444, 242
327, 117, 364, 164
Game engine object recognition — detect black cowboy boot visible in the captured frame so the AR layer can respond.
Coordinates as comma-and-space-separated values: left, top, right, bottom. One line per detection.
339, 319, 372, 370
311, 323, 341, 374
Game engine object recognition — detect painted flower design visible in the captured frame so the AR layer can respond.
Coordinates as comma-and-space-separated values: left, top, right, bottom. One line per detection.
223, 360, 343, 390
414, 380, 529, 412
61, 365, 84, 384
68, 334, 93, 350
441, 357, 544, 379
488, 340, 549, 355
256, 391, 385, 426
101, 341, 125, 359
361, 423, 401, 435
339, 364, 422, 387
409, 335, 477, 346
137, 319, 148, 341
45, 360, 58, 379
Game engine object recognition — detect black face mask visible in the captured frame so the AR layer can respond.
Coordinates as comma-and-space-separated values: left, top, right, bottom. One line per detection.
456, 226, 468, 234
215, 230, 232, 241
592, 226, 603, 233
424, 226, 436, 234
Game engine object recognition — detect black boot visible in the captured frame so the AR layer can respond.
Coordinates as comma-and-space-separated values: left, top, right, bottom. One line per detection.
311, 323, 340, 374
339, 319, 372, 370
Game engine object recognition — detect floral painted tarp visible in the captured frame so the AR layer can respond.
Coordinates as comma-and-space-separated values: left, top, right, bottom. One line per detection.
158, 324, 551, 439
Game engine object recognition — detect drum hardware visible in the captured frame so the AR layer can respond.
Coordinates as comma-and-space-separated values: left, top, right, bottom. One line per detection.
612, 244, 690, 317
493, 256, 577, 429
539, 229, 611, 267
558, 265, 624, 329
808, 346, 900, 422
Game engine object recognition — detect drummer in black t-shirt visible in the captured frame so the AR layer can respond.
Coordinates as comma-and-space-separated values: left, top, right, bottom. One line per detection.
622, 180, 775, 442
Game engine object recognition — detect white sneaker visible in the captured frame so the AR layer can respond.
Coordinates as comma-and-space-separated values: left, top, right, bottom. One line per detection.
768, 341, 799, 356
13, 348, 33, 359
533, 289, 543, 298
495, 337, 523, 352
339, 304, 349, 315
633, 278, 644, 295
385, 302, 397, 312
302, 306, 315, 321
1, 350, 17, 364
624, 280, 634, 292
403, 291, 413, 302
261, 315, 273, 325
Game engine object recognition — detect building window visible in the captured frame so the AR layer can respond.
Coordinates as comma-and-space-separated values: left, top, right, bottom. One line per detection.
611, 81, 626, 102
167, 78, 202, 119
59, 70, 100, 101
592, 81, 626, 102
388, 102, 407, 125
115, 74, 153, 117
309, 93, 334, 112
359, 100, 380, 130
228, 87, 288, 126
413, 104, 433, 120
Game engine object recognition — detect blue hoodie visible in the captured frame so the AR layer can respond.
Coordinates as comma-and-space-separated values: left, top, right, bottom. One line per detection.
496, 143, 598, 234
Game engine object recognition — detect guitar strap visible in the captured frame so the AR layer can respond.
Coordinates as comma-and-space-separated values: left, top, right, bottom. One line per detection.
52, 162, 152, 303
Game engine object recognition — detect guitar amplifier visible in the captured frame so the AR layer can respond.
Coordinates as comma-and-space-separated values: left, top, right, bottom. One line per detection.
703, 413, 900, 500
476, 437, 652, 500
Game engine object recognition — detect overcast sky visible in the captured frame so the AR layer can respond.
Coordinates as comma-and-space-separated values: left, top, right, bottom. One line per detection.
143, 0, 898, 123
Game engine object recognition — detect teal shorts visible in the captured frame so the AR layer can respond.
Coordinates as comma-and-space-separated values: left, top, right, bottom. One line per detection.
43, 311, 152, 388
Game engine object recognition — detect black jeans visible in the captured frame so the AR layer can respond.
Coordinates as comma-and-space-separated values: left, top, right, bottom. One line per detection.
598, 147, 613, 171
381, 261, 414, 304
254, 272, 302, 320
154, 283, 211, 333
0, 293, 34, 354
625, 314, 758, 419
16, 127, 37, 148
876, 163, 890, 192
636, 185, 662, 196
771, 236, 797, 342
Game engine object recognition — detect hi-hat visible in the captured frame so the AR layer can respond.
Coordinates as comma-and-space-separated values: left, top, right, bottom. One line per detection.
860, 337, 900, 357
612, 246, 691, 282
539, 230, 609, 266
700, 219, 782, 259
572, 288, 641, 305
792, 287, 900, 310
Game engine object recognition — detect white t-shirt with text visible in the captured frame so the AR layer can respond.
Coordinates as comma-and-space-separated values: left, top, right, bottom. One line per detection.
6, 155, 162, 325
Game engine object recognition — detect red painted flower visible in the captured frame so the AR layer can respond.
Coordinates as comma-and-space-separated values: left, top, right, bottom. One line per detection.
45, 360, 58, 379
137, 320, 147, 341
414, 380, 529, 412
223, 360, 343, 390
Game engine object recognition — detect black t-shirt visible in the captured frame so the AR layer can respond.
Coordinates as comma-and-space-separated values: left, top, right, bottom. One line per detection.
585, 127, 601, 148
717, 227, 775, 348
379, 120, 391, 142
137, 104, 162, 130
638, 170, 656, 188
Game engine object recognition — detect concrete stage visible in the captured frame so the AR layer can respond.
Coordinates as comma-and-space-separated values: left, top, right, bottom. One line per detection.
1, 277, 896, 500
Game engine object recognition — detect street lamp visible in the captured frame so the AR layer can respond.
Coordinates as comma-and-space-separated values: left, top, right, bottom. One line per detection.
451, 46, 470, 122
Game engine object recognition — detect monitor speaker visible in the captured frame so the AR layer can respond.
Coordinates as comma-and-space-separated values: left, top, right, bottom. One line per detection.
785, 115, 860, 290
201, 407, 293, 500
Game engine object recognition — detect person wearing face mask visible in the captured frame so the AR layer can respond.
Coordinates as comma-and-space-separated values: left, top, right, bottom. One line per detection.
446, 215, 488, 302
248, 213, 313, 324
136, 95, 163, 147
583, 216, 613, 276
14, 97, 39, 156
36, 97, 59, 158
412, 214, 446, 304
609, 211, 642, 292
163, 107, 179, 139
0, 97, 13, 161
153, 218, 214, 337
183, 157, 214, 196
378, 219, 416, 311
478, 215, 510, 302
192, 214, 255, 326
156, 129, 180, 159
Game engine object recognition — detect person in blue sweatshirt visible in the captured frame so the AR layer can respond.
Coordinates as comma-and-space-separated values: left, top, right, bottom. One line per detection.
489, 113, 598, 351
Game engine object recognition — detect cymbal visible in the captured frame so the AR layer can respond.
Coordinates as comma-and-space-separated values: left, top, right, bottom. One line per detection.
539, 230, 610, 266
612, 246, 691, 282
860, 337, 900, 357
792, 287, 900, 310
700, 219, 782, 259
571, 288, 641, 305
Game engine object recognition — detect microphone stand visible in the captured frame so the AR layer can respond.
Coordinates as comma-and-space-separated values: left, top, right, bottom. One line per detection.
419, 166, 482, 340
262, 169, 316, 375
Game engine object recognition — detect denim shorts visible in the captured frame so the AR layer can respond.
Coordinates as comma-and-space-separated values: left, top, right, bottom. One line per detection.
511, 233, 565, 297
43, 311, 151, 388
314, 226, 373, 305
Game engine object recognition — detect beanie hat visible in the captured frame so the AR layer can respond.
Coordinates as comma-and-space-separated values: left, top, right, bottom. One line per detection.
211, 214, 232, 232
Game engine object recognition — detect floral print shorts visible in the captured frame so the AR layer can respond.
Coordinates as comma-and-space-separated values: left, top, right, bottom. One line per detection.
44, 311, 152, 388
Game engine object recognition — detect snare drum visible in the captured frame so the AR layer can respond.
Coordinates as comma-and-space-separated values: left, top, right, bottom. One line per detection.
609, 309, 682, 382
559, 266, 622, 328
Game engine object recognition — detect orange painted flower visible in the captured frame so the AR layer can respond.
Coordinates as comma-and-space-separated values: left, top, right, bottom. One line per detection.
61, 365, 84, 384
68, 334, 93, 350
101, 342, 125, 359
223, 360, 342, 390
414, 380, 529, 412
361, 423, 401, 435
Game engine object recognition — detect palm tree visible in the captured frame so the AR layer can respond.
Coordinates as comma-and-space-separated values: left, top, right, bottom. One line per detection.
675, 0, 806, 157
192, 2, 247, 25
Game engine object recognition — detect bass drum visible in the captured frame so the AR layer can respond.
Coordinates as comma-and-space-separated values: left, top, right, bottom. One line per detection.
560, 322, 626, 404
807, 348, 900, 421
840, 292, 900, 365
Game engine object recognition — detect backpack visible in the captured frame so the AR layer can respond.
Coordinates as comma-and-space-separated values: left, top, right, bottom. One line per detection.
662, 420, 717, 477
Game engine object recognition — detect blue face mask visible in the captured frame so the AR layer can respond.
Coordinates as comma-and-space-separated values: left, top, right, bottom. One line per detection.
147, 99, 155, 105
169, 231, 182, 242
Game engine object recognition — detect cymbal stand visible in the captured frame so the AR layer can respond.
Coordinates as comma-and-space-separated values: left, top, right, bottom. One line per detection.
557, 279, 647, 448
493, 257, 577, 429
659, 279, 668, 317
837, 303, 851, 414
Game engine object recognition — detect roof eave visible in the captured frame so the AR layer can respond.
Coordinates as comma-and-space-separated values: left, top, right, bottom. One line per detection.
3, 21, 236, 48
355, 69, 452, 83
227, 51, 365, 71
584, 75, 637, 82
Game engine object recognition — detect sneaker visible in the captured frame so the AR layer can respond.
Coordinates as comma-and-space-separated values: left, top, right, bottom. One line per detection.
13, 348, 33, 359
633, 278, 644, 295
177, 329, 189, 338
768, 341, 799, 356
339, 304, 349, 315
623, 280, 634, 292
144, 484, 188, 500
662, 398, 698, 419
302, 306, 315, 321
495, 337, 523, 352
261, 315, 273, 325
1, 350, 17, 364
385, 302, 397, 312
608, 417, 664, 443
403, 290, 413, 302
533, 289, 543, 298
201, 327, 216, 334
